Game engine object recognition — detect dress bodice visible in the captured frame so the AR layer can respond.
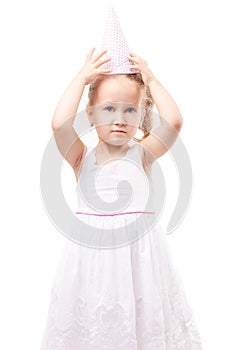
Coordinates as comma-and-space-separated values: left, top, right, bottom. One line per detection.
76, 140, 155, 214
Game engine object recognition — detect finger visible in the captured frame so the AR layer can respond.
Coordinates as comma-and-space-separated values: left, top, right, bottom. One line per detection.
99, 68, 113, 74
130, 64, 140, 69
95, 57, 111, 68
130, 65, 141, 72
128, 55, 140, 64
86, 47, 95, 61
129, 52, 142, 60
92, 49, 108, 63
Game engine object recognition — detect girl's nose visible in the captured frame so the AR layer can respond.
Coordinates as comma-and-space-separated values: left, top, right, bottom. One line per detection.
113, 110, 126, 124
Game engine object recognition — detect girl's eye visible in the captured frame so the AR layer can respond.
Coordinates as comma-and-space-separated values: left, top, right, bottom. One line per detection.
126, 107, 136, 113
104, 106, 114, 112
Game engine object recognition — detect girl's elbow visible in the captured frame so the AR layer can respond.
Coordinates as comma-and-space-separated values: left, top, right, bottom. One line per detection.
173, 115, 183, 132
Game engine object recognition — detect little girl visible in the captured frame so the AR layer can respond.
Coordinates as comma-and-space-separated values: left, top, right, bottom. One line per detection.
41, 48, 204, 349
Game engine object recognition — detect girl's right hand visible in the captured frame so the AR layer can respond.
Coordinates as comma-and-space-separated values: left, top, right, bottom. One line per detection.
78, 47, 112, 85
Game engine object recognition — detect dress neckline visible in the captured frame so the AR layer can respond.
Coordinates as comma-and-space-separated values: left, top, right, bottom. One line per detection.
93, 142, 135, 167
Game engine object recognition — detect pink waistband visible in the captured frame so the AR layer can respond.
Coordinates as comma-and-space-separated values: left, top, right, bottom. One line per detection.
75, 211, 156, 216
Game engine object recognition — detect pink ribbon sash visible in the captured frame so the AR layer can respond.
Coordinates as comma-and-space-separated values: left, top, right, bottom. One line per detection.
75, 211, 156, 216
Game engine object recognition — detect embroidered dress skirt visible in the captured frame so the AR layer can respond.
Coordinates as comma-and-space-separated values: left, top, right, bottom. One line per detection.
40, 211, 203, 350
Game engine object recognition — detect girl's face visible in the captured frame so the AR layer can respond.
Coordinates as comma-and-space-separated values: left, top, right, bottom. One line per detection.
88, 76, 143, 146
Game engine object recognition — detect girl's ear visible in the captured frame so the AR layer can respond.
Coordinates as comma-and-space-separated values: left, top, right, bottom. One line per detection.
86, 105, 94, 126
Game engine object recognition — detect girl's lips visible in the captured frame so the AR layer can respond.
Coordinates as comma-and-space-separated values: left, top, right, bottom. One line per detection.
112, 130, 126, 133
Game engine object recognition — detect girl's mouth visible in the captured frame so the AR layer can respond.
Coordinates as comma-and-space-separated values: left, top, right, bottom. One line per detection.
112, 130, 126, 133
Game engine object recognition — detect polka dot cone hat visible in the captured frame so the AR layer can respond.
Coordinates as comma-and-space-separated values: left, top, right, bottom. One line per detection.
101, 5, 139, 74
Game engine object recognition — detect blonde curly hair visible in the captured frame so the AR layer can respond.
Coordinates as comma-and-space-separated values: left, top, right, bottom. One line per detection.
87, 73, 154, 142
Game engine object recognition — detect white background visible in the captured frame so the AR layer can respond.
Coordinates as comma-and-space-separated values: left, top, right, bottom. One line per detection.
0, 0, 232, 348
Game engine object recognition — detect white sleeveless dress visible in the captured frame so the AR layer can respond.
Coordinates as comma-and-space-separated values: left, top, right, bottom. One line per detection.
40, 140, 204, 350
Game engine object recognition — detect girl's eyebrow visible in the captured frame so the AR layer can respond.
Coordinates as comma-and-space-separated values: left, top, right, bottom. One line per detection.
101, 100, 116, 104
93, 102, 141, 109
100, 102, 115, 106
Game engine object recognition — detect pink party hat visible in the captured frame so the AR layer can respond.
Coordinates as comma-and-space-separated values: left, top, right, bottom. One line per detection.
101, 6, 138, 74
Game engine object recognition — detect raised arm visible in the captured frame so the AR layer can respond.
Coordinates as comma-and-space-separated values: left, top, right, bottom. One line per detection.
51, 48, 112, 172
128, 53, 183, 163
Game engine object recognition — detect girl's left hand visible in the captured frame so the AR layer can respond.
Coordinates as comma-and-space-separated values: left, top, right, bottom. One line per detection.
128, 53, 155, 86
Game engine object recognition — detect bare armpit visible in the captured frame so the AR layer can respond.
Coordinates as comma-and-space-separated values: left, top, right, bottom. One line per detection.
139, 143, 153, 182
